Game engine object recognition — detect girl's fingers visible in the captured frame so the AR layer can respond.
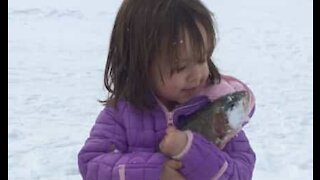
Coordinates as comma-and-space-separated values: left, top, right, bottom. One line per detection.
166, 126, 177, 134
165, 160, 182, 169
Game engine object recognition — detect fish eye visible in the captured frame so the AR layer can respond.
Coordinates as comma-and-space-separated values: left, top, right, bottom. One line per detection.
229, 102, 235, 110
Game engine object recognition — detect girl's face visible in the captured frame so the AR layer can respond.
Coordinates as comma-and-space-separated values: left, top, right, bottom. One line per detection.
151, 58, 209, 109
151, 26, 210, 109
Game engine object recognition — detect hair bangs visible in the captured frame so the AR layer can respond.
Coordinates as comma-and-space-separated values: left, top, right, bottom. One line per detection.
158, 8, 215, 75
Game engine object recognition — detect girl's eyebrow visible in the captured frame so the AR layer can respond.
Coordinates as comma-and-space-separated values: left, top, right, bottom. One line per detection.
178, 56, 192, 61
176, 56, 196, 65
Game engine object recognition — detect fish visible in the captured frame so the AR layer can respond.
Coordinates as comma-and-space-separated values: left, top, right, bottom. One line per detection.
177, 91, 250, 148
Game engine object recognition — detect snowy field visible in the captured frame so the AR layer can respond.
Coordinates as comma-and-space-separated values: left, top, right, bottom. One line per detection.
8, 0, 313, 179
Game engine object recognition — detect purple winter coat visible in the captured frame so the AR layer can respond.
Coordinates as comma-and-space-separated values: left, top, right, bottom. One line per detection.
78, 75, 256, 180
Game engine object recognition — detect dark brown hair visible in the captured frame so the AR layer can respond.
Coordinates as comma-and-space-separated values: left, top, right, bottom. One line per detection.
101, 0, 221, 109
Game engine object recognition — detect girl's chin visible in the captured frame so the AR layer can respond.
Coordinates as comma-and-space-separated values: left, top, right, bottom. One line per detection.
177, 95, 193, 104
179, 90, 199, 102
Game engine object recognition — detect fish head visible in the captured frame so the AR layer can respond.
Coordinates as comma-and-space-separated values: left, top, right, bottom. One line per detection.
222, 91, 250, 129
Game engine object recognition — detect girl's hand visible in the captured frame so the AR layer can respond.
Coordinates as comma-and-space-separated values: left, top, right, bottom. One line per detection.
159, 126, 188, 157
160, 159, 185, 180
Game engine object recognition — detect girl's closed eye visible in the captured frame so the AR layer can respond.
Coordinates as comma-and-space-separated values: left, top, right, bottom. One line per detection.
176, 65, 187, 72
173, 60, 188, 73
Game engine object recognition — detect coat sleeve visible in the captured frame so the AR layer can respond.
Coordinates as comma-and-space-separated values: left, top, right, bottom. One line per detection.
173, 130, 255, 180
78, 106, 168, 180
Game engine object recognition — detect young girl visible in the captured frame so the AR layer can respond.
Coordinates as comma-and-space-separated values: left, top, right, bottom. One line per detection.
78, 0, 256, 179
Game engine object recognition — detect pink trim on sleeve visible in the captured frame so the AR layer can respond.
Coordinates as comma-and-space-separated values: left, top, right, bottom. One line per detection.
118, 164, 126, 180
211, 161, 228, 180
172, 130, 194, 160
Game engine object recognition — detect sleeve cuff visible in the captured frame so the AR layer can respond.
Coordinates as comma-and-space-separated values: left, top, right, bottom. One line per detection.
172, 130, 194, 160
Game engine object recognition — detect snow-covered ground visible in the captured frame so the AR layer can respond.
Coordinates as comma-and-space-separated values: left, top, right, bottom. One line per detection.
8, 0, 313, 179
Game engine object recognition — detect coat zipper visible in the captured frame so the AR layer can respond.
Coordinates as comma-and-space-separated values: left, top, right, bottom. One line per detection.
167, 111, 174, 126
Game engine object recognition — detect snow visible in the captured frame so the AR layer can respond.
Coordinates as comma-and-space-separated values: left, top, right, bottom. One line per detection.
8, 0, 313, 179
